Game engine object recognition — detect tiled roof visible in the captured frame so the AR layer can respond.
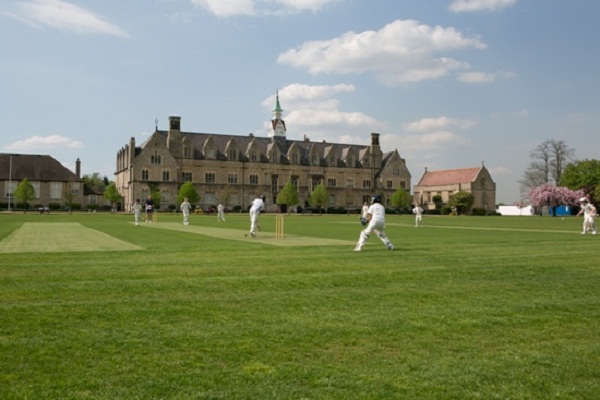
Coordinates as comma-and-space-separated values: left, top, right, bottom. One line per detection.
417, 167, 481, 186
0, 153, 80, 181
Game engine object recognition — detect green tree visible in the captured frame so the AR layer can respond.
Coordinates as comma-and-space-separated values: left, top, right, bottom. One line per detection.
14, 178, 36, 213
390, 188, 411, 213
104, 183, 122, 213
82, 172, 108, 192
308, 183, 329, 214
177, 181, 200, 205
448, 191, 474, 215
560, 159, 600, 202
276, 180, 299, 214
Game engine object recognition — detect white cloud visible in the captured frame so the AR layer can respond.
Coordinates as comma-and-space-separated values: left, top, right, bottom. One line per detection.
449, 0, 517, 13
487, 166, 513, 175
277, 19, 487, 85
458, 70, 515, 83
404, 116, 477, 132
261, 83, 383, 140
6, 0, 128, 37
4, 135, 84, 151
383, 131, 471, 154
511, 109, 530, 118
190, 0, 339, 17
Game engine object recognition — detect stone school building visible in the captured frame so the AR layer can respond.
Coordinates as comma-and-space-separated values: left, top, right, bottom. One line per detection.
115, 97, 412, 212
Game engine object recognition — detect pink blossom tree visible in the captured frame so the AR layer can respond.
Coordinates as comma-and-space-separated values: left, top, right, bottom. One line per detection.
528, 183, 584, 216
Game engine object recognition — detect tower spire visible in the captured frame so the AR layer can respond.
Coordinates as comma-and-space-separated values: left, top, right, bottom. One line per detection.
269, 91, 286, 138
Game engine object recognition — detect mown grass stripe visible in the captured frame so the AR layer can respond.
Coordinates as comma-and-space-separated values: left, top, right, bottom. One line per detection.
0, 222, 143, 253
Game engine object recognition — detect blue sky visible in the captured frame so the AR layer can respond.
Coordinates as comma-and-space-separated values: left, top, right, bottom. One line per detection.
1, 0, 599, 203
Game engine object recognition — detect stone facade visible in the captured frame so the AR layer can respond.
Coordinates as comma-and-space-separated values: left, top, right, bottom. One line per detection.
0, 153, 100, 209
413, 165, 496, 213
115, 98, 412, 212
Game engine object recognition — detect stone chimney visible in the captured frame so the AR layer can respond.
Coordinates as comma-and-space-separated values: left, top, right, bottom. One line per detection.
75, 158, 81, 178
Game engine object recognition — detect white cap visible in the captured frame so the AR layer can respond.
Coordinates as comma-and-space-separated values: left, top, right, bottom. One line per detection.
579, 197, 588, 202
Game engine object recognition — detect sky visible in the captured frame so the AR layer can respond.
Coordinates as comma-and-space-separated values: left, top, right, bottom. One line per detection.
1, 0, 599, 204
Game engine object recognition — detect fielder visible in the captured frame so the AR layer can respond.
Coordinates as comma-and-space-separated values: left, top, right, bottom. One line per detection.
577, 197, 597, 235
354, 195, 394, 251
180, 197, 191, 225
412, 204, 424, 227
217, 203, 226, 222
132, 199, 142, 226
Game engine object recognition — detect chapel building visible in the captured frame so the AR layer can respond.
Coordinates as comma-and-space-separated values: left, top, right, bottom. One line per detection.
413, 165, 496, 214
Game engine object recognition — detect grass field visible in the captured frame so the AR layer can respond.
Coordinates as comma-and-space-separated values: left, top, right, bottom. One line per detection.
0, 212, 598, 399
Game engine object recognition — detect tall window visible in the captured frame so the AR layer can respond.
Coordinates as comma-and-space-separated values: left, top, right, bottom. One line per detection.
347, 156, 354, 167
400, 180, 406, 190
291, 153, 298, 164
228, 173, 238, 184
364, 158, 370, 168
327, 178, 337, 187
205, 172, 216, 183
162, 170, 170, 182
249, 174, 259, 185
271, 177, 278, 193
182, 172, 192, 182
142, 170, 149, 181
184, 146, 192, 158
71, 182, 80, 194
151, 151, 161, 164
50, 182, 62, 199
346, 178, 354, 188
228, 148, 237, 160
386, 180, 393, 189
250, 150, 257, 161
161, 190, 170, 204
31, 181, 40, 198
362, 179, 371, 189
5, 181, 17, 198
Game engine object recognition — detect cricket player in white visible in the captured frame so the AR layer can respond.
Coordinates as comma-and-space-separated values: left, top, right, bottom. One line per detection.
248, 196, 265, 237
180, 197, 191, 225
132, 199, 142, 226
412, 205, 424, 227
577, 197, 597, 235
354, 195, 394, 251
217, 203, 226, 222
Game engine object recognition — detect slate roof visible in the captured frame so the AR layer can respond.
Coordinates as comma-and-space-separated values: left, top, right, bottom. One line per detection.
0, 153, 80, 181
145, 130, 392, 168
417, 167, 481, 187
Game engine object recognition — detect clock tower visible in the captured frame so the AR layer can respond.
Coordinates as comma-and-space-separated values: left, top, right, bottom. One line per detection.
268, 92, 287, 138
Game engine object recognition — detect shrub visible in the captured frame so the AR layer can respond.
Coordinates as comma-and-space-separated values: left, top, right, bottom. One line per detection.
440, 206, 452, 215
472, 208, 487, 216
49, 203, 61, 210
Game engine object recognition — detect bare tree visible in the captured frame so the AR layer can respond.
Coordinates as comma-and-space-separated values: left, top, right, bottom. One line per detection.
549, 140, 575, 185
520, 139, 575, 195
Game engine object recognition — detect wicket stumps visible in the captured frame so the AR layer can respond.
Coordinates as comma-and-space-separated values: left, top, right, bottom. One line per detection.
275, 215, 284, 239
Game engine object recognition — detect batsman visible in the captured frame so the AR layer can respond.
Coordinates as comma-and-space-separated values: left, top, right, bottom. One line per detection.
354, 195, 394, 252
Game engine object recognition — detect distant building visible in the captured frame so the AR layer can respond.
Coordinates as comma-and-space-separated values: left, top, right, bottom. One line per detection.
497, 205, 534, 216
115, 95, 412, 212
413, 165, 496, 214
0, 154, 101, 210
